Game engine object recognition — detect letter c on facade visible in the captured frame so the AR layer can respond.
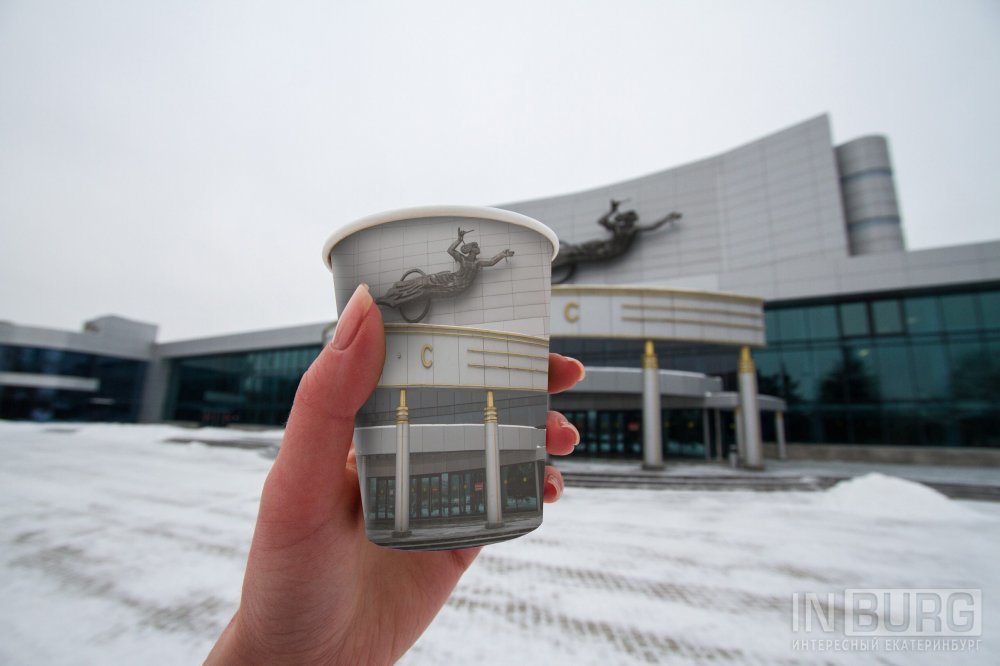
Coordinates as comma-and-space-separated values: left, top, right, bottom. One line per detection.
564, 301, 580, 323
421, 344, 433, 368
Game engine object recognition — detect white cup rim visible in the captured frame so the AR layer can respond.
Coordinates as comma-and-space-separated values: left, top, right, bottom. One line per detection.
322, 205, 559, 271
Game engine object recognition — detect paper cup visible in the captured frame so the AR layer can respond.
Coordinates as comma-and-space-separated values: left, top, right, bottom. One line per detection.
323, 206, 559, 550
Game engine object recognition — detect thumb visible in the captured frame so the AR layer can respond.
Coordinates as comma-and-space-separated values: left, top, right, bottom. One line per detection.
258, 284, 385, 536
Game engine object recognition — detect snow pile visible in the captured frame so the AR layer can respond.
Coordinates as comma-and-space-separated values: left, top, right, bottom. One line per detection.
822, 472, 977, 521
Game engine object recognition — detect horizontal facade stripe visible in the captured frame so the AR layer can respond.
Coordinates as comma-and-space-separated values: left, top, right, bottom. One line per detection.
0, 371, 100, 392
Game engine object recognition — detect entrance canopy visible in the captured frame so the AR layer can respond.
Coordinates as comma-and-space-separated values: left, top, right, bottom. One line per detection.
558, 367, 786, 413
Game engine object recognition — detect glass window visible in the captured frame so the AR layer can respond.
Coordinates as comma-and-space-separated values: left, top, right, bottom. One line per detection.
940, 294, 979, 332
979, 291, 1000, 329
367, 478, 377, 521
904, 297, 943, 334
420, 477, 430, 518
430, 475, 440, 517
812, 348, 843, 403
844, 345, 879, 403
440, 473, 450, 516
805, 306, 839, 340
910, 342, 950, 400
781, 350, 815, 401
875, 344, 916, 401
871, 299, 904, 335
839, 302, 869, 337
948, 339, 985, 400
776, 308, 809, 341
755, 350, 782, 396
763, 310, 780, 342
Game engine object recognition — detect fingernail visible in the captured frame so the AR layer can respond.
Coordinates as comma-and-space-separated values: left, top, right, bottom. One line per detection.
561, 421, 581, 446
332, 284, 373, 350
570, 358, 586, 381
544, 474, 563, 501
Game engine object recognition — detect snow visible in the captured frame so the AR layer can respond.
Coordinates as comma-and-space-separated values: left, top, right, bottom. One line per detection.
821, 472, 982, 521
556, 457, 1000, 488
1, 422, 998, 664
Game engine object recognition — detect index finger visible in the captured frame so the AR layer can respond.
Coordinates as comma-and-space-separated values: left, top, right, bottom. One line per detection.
548, 353, 585, 394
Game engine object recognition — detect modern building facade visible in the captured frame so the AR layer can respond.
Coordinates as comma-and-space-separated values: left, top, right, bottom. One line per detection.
2, 115, 997, 462
498, 115, 999, 453
0, 316, 154, 422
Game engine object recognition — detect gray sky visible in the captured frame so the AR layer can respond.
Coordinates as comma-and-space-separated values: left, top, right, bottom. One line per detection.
2, 0, 998, 341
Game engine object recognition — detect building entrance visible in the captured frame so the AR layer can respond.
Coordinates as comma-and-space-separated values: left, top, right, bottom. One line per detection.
563, 408, 720, 460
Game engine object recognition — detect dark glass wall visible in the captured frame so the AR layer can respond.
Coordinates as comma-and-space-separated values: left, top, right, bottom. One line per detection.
164, 345, 322, 426
759, 285, 1000, 447
552, 283, 1000, 448
0, 345, 147, 422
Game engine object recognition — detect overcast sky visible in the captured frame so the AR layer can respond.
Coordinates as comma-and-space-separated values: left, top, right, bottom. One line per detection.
1, 0, 998, 341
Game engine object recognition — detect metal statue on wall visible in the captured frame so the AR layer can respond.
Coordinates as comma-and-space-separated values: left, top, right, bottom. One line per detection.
552, 199, 681, 283
376, 228, 515, 322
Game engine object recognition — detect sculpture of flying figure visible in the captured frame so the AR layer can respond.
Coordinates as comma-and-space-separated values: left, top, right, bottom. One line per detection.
552, 199, 681, 284
376, 228, 514, 322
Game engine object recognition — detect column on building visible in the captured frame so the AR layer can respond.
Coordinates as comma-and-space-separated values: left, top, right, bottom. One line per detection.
392, 389, 411, 537
702, 409, 711, 461
738, 346, 764, 470
734, 406, 744, 464
484, 390, 503, 528
775, 411, 787, 460
641, 340, 664, 470
714, 409, 723, 461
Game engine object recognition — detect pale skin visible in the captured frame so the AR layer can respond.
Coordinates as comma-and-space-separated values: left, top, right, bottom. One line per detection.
206, 283, 585, 664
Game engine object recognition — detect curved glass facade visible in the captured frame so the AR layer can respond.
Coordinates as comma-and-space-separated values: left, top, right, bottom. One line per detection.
552, 284, 1000, 449
758, 285, 1000, 447
163, 345, 321, 426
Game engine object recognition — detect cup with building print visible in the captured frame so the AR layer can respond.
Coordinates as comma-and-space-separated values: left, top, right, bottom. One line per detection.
322, 206, 559, 551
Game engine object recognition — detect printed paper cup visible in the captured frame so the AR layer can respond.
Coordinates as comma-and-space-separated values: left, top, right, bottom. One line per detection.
323, 206, 558, 550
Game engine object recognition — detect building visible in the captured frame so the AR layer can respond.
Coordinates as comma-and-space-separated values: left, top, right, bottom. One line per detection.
3, 115, 998, 465
0, 316, 154, 422
500, 115, 1000, 455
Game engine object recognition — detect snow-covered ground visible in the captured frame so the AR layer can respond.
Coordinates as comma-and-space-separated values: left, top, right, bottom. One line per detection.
555, 457, 1000, 487
1, 422, 997, 664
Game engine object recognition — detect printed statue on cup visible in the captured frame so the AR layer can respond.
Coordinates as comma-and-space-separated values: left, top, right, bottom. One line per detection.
375, 227, 515, 323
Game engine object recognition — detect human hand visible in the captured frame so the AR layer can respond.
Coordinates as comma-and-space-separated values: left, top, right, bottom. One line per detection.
206, 284, 585, 664
503, 249, 515, 258
457, 227, 472, 239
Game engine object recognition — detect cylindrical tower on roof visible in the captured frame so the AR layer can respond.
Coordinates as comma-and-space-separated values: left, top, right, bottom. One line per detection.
835, 136, 905, 255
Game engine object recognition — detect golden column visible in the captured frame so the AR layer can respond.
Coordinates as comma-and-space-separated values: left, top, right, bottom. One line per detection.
737, 346, 764, 469
484, 390, 503, 528
642, 339, 664, 470
392, 389, 411, 537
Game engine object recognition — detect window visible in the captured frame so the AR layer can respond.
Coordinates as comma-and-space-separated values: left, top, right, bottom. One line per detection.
871, 299, 904, 335
776, 308, 809, 341
910, 342, 951, 400
764, 310, 780, 342
874, 343, 916, 401
805, 306, 839, 340
904, 297, 942, 334
940, 294, 979, 332
979, 291, 1000, 330
839, 302, 869, 337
